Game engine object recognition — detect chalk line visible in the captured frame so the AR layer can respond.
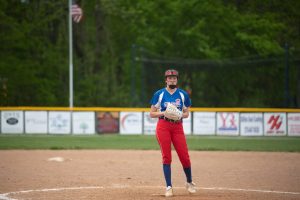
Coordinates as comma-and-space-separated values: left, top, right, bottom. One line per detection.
0, 185, 299, 200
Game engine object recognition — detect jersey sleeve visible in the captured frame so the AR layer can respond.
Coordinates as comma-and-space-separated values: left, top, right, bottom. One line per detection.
182, 90, 192, 107
150, 90, 160, 106
150, 89, 165, 109
185, 94, 191, 107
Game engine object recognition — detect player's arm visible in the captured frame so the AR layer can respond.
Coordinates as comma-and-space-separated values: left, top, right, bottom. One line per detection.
150, 105, 165, 118
182, 107, 190, 119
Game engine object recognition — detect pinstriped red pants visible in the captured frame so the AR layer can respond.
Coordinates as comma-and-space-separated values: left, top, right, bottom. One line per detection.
156, 119, 191, 168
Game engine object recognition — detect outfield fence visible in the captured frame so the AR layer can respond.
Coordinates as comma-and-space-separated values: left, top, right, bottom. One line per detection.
0, 107, 299, 136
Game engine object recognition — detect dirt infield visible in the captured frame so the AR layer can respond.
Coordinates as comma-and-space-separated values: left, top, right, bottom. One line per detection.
0, 150, 299, 200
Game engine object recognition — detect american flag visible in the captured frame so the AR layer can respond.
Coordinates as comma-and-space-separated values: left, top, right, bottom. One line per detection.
71, 3, 83, 23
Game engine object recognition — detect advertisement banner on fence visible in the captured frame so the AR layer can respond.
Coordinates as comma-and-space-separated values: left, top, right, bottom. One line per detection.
183, 114, 192, 135
1, 111, 24, 134
193, 112, 216, 135
144, 112, 158, 135
72, 112, 95, 134
240, 113, 263, 136
25, 111, 47, 134
120, 112, 142, 134
287, 113, 300, 136
264, 113, 286, 136
48, 112, 71, 134
217, 112, 239, 135
96, 112, 119, 134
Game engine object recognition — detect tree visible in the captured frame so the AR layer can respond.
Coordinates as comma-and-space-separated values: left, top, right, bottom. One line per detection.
0, 0, 299, 107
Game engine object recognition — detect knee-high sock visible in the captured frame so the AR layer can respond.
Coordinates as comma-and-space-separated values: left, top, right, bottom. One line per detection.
163, 164, 172, 187
183, 167, 192, 183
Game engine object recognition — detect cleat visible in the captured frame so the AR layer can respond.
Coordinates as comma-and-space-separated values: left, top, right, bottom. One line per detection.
165, 186, 173, 197
186, 182, 196, 194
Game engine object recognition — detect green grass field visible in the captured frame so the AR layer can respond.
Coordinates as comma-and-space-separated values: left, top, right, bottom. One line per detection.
0, 134, 300, 152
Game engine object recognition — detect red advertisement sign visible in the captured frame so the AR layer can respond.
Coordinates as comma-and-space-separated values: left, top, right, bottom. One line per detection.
264, 113, 286, 136
96, 112, 119, 134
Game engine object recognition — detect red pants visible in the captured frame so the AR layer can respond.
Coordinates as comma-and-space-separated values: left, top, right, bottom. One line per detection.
156, 119, 191, 168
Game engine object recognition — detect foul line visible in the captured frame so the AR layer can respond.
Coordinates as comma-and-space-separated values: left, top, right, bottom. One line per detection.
198, 187, 300, 195
0, 185, 299, 200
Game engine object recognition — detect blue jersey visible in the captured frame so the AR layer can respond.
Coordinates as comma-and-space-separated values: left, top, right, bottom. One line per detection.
150, 88, 191, 112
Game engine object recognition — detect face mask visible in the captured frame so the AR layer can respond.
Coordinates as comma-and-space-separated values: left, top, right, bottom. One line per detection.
169, 85, 177, 89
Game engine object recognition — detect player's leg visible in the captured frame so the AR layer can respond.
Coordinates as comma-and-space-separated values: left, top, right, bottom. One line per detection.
156, 120, 172, 189
171, 123, 191, 169
171, 123, 196, 193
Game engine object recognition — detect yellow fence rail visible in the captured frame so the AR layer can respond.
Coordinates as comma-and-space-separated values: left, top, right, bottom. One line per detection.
0, 107, 299, 112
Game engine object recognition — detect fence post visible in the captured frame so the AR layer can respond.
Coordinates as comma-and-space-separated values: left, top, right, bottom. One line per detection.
140, 46, 146, 106
131, 44, 136, 107
284, 43, 290, 108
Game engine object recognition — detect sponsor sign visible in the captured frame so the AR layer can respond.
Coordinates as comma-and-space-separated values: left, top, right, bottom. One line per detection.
25, 111, 47, 134
120, 112, 142, 134
183, 114, 191, 135
143, 112, 158, 135
1, 111, 24, 134
217, 112, 239, 135
193, 112, 216, 135
96, 112, 119, 134
264, 113, 286, 136
72, 112, 95, 134
48, 112, 71, 134
287, 113, 300, 136
240, 113, 263, 136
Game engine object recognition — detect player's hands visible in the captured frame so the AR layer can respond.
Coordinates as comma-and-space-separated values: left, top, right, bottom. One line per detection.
164, 103, 182, 121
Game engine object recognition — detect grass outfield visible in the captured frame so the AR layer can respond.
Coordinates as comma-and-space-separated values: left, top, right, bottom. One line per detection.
0, 134, 300, 152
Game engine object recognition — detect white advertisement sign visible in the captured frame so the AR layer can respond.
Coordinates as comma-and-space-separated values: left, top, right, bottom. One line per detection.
49, 112, 71, 134
1, 111, 24, 134
183, 114, 191, 135
287, 113, 300, 136
72, 112, 95, 134
143, 112, 158, 135
25, 111, 47, 134
193, 112, 216, 135
120, 112, 142, 134
240, 113, 263, 136
217, 112, 239, 135
264, 113, 286, 136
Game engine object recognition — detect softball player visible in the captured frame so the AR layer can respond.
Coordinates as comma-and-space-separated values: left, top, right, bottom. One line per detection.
150, 69, 196, 197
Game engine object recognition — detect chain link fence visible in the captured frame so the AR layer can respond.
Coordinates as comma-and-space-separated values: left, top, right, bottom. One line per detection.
131, 45, 300, 108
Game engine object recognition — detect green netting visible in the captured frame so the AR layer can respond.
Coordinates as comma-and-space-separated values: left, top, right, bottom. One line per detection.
134, 47, 299, 108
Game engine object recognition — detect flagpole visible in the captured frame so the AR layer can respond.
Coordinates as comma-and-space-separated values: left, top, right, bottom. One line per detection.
68, 0, 74, 108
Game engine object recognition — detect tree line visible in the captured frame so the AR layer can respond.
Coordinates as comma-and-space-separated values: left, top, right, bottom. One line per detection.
0, 0, 299, 107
